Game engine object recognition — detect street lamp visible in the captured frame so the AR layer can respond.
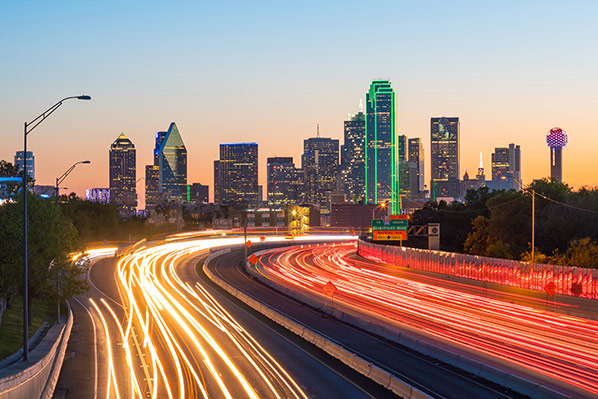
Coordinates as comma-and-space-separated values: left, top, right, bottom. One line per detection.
22, 95, 91, 362
372, 202, 387, 220
55, 160, 91, 206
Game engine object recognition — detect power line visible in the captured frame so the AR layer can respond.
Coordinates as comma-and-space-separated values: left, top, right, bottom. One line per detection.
420, 194, 527, 214
534, 192, 598, 214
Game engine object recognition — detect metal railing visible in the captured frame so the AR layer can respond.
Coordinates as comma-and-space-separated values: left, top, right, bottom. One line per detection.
358, 239, 598, 299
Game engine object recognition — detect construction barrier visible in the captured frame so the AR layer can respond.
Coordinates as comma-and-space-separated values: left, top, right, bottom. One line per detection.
358, 239, 598, 299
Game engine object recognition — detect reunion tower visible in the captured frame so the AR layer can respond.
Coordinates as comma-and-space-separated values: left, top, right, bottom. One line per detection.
546, 127, 568, 183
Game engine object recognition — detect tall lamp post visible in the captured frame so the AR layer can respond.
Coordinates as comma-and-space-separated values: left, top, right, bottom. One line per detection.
55, 160, 91, 205
22, 95, 91, 362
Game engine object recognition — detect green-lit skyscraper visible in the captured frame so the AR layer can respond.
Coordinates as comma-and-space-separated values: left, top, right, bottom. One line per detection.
365, 80, 398, 213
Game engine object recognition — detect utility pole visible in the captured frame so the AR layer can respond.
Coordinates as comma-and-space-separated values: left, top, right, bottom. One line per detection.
532, 188, 536, 265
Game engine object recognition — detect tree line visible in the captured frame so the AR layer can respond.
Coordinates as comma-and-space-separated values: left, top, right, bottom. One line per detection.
410, 178, 598, 268
0, 160, 176, 319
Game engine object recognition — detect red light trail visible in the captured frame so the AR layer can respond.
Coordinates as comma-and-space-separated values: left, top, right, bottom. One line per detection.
256, 242, 598, 397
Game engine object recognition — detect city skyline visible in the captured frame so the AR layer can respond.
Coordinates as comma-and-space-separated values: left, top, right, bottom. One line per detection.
2, 2, 598, 206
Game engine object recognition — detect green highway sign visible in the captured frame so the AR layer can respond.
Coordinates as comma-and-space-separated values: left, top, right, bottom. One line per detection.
372, 219, 408, 231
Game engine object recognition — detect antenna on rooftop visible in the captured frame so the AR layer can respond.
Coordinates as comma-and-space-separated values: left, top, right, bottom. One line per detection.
316, 123, 320, 138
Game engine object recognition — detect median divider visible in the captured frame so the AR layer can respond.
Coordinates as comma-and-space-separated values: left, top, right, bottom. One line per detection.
240, 247, 571, 399
204, 249, 433, 399
0, 302, 73, 399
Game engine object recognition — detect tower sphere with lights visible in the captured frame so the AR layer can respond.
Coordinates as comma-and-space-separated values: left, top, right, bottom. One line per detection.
546, 127, 568, 183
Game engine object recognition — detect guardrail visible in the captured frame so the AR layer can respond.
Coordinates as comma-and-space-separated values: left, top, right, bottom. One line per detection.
243, 246, 570, 399
358, 239, 598, 299
203, 249, 433, 399
0, 303, 73, 399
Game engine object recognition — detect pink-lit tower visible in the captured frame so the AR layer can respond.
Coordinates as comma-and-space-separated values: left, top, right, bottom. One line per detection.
546, 127, 568, 183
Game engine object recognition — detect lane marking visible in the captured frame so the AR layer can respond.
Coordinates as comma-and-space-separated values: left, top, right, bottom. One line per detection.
72, 296, 98, 399
191, 253, 377, 399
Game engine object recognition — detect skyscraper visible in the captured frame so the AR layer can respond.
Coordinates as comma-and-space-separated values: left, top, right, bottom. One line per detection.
14, 151, 34, 181
491, 148, 510, 180
213, 160, 221, 204
408, 138, 425, 194
215, 143, 258, 205
546, 127, 568, 183
109, 133, 137, 216
155, 122, 187, 202
302, 135, 339, 209
398, 134, 410, 198
267, 157, 303, 206
491, 143, 521, 188
145, 165, 160, 211
365, 80, 398, 213
340, 105, 365, 202
431, 117, 460, 198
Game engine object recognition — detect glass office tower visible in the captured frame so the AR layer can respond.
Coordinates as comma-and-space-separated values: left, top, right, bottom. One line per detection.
155, 122, 187, 202
216, 143, 259, 205
109, 133, 137, 216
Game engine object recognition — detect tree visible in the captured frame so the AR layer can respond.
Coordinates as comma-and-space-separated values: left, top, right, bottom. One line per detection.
463, 216, 490, 256
0, 160, 19, 177
553, 237, 598, 269
0, 192, 84, 313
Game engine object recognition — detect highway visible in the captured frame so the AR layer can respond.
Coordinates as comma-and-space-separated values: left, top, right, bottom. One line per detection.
207, 245, 527, 398
58, 236, 392, 398
252, 242, 598, 398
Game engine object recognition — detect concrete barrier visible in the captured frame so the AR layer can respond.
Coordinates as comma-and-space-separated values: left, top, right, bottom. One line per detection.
243, 246, 571, 399
0, 303, 73, 399
204, 249, 433, 399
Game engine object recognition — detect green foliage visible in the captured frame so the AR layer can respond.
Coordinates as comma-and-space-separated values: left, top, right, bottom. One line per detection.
59, 194, 176, 242
463, 216, 490, 256
413, 180, 598, 264
0, 192, 84, 302
485, 240, 515, 260
551, 237, 598, 269
0, 296, 56, 360
411, 187, 504, 252
0, 160, 19, 177
59, 194, 121, 242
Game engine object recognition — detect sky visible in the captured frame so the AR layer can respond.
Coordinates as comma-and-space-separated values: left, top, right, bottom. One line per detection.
1, 1, 598, 207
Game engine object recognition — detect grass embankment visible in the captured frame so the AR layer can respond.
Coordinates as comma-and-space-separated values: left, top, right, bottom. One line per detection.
0, 297, 57, 360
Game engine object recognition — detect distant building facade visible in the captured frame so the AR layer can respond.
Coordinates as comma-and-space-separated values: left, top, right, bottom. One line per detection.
431, 117, 460, 199
302, 136, 339, 210
267, 157, 303, 206
491, 143, 521, 189
86, 188, 111, 203
341, 107, 365, 202
365, 80, 398, 213
155, 122, 187, 202
145, 165, 160, 210
408, 138, 425, 195
189, 183, 209, 204
109, 133, 137, 216
14, 151, 34, 181
215, 143, 259, 206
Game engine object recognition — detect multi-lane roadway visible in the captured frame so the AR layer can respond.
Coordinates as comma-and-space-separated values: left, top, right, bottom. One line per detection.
57, 236, 391, 398
251, 242, 598, 398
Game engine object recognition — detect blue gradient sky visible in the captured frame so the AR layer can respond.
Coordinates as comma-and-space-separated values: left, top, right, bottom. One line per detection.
1, 1, 597, 205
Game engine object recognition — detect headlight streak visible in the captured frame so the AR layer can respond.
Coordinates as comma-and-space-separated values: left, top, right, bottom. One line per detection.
92, 236, 323, 398
258, 243, 598, 396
